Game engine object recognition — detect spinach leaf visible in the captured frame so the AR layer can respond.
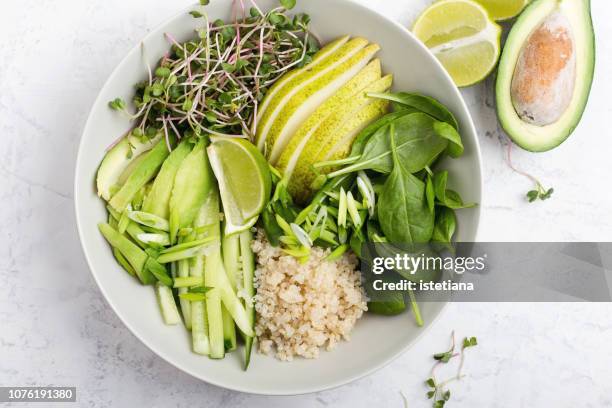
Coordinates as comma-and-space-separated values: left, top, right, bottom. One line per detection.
374, 243, 441, 283
431, 207, 457, 247
377, 124, 435, 244
426, 174, 435, 213
349, 109, 418, 157
367, 92, 459, 129
433, 171, 476, 210
368, 296, 406, 315
433, 120, 464, 158
329, 113, 449, 178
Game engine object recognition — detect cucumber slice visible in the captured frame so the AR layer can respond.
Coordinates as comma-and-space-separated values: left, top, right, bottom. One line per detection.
189, 254, 210, 355
222, 306, 237, 352
155, 283, 181, 325
222, 233, 240, 289
239, 230, 256, 369
203, 191, 225, 359
177, 259, 192, 330
222, 233, 239, 352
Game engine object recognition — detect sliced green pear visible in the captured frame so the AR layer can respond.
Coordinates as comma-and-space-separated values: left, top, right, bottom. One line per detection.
255, 35, 350, 147
323, 99, 391, 162
276, 59, 382, 178
96, 133, 162, 201
290, 99, 390, 202
266, 43, 381, 163
289, 75, 392, 201
255, 37, 370, 154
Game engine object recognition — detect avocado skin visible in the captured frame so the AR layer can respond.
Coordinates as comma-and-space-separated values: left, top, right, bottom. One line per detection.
495, 0, 595, 152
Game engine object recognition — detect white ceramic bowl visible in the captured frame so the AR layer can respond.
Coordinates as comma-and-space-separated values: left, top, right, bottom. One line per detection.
75, 0, 482, 395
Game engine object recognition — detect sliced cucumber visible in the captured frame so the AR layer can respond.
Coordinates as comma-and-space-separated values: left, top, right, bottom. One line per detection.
189, 254, 210, 355
222, 306, 237, 352
239, 229, 256, 369
222, 232, 239, 352
204, 191, 225, 359
177, 258, 192, 330
155, 283, 181, 325
222, 233, 240, 289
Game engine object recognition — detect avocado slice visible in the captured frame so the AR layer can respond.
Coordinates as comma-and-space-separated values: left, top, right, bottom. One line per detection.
496, 0, 595, 152
96, 133, 162, 201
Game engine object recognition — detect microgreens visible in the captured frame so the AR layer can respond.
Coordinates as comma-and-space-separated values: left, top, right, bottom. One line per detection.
526, 183, 554, 203
423, 332, 478, 407
108, 0, 319, 149
109, 97, 127, 111
505, 138, 554, 203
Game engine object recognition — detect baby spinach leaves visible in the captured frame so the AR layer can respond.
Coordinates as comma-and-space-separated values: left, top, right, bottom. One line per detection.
431, 207, 457, 249
377, 124, 434, 244
368, 92, 459, 130
327, 113, 453, 179
433, 171, 476, 210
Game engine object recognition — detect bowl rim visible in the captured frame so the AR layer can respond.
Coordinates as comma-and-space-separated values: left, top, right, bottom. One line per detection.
74, 0, 482, 395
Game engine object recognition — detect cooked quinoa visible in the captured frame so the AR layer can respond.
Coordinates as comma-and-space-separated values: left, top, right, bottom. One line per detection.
251, 230, 367, 361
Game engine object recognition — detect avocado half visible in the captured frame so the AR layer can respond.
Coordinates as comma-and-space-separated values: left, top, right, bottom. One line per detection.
496, 0, 595, 152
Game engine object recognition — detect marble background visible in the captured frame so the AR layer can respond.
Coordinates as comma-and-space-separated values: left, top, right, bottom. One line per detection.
1, 0, 612, 406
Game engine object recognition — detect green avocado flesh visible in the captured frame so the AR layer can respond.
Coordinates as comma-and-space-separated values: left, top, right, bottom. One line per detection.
496, 0, 594, 152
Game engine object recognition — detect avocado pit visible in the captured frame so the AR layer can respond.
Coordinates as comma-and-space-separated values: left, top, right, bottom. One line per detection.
510, 11, 576, 126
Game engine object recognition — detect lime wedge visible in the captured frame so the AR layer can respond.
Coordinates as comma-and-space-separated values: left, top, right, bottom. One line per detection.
413, 0, 502, 87
475, 0, 529, 21
207, 137, 272, 235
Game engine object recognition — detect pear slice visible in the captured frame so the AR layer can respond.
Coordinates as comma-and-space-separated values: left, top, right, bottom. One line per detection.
323, 99, 391, 162
255, 37, 371, 155
256, 36, 360, 151
290, 99, 390, 202
266, 43, 381, 163
255, 35, 350, 134
289, 75, 392, 201
276, 59, 382, 178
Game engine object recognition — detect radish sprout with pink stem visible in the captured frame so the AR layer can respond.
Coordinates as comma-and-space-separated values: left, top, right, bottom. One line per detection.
108, 0, 319, 152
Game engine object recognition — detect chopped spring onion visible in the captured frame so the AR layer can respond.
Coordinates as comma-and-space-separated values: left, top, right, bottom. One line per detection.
144, 257, 173, 286
346, 191, 362, 228
290, 223, 312, 248
337, 187, 347, 228
357, 171, 375, 216
325, 244, 349, 261
128, 210, 170, 231
137, 232, 170, 246
173, 276, 205, 288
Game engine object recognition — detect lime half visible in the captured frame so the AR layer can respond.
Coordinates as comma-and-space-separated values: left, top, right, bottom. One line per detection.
413, 0, 502, 87
207, 137, 272, 235
475, 0, 529, 21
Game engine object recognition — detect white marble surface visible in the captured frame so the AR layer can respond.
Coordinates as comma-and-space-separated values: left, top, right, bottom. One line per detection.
1, 0, 612, 406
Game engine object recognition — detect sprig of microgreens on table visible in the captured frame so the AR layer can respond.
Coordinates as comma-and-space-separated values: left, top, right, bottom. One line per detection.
108, 0, 319, 153
505, 138, 554, 203
420, 331, 478, 408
